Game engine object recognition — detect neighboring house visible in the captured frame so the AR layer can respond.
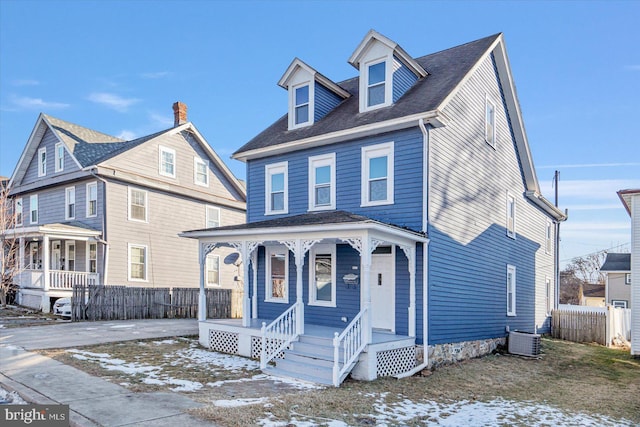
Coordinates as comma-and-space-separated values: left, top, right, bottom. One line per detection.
4, 103, 246, 312
618, 189, 639, 356
580, 283, 606, 307
600, 253, 631, 308
182, 31, 566, 385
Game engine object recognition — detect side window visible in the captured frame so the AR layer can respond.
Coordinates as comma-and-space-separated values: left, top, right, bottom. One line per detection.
194, 158, 209, 187
545, 277, 552, 315
15, 198, 23, 226
38, 147, 47, 177
55, 143, 65, 172
265, 162, 288, 215
87, 243, 97, 273
30, 194, 38, 224
128, 187, 148, 222
361, 142, 394, 206
128, 244, 148, 281
206, 206, 220, 228
294, 84, 310, 126
206, 254, 220, 287
485, 95, 496, 148
87, 182, 98, 217
266, 246, 288, 303
545, 220, 553, 254
308, 153, 336, 211
159, 146, 176, 178
367, 61, 386, 108
506, 192, 516, 239
309, 244, 336, 307
65, 186, 76, 220
507, 264, 516, 316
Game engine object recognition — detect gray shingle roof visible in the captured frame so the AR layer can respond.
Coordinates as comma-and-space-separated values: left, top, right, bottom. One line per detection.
234, 33, 500, 156
600, 253, 631, 272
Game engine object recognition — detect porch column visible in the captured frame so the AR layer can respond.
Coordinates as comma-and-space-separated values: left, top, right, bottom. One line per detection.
42, 235, 50, 312
400, 244, 417, 338
198, 243, 213, 322
362, 238, 373, 344
241, 241, 251, 327
251, 250, 258, 318
19, 238, 25, 271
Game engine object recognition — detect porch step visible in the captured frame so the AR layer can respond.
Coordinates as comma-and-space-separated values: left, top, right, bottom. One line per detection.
263, 365, 334, 386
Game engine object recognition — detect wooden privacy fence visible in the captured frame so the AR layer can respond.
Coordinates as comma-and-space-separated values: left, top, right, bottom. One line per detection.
551, 307, 631, 347
72, 285, 243, 321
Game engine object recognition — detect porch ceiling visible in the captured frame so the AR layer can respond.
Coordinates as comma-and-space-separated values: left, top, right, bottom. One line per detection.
4, 222, 102, 240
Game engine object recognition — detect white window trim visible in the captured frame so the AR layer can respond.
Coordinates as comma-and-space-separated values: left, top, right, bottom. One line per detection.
265, 246, 289, 303
308, 153, 336, 211
55, 142, 65, 172
86, 182, 98, 218
626, 273, 631, 285
545, 219, 553, 254
206, 205, 221, 228
128, 187, 148, 223
308, 244, 337, 307
545, 276, 552, 316
507, 264, 517, 316
289, 82, 314, 130
485, 95, 497, 148
128, 243, 148, 282
159, 145, 176, 178
65, 186, 76, 220
15, 197, 23, 226
361, 142, 394, 207
29, 194, 38, 224
361, 57, 393, 112
37, 147, 46, 177
206, 253, 220, 287
86, 242, 98, 273
265, 161, 288, 215
506, 192, 516, 239
612, 300, 628, 309
193, 157, 209, 187
65, 241, 76, 271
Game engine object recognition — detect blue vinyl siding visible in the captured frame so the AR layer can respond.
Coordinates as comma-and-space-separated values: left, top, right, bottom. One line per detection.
314, 82, 343, 123
392, 56, 418, 103
395, 248, 410, 336
247, 127, 424, 231
23, 129, 81, 184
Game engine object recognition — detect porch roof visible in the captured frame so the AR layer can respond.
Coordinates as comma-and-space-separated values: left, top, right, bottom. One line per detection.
181, 210, 428, 245
4, 222, 102, 240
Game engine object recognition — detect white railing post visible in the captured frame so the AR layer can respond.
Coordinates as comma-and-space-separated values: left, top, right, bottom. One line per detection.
332, 332, 340, 386
260, 302, 302, 370
260, 321, 267, 369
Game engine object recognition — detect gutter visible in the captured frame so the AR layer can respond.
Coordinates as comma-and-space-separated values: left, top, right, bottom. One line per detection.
525, 191, 567, 222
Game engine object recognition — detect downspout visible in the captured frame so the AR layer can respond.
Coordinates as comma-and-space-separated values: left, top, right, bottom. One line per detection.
396, 118, 430, 378
89, 169, 109, 286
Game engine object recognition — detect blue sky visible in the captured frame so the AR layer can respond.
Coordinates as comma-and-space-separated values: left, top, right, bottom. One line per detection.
1, 0, 638, 267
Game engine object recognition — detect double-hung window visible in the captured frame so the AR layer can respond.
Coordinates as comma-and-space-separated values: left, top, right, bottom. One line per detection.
128, 244, 147, 281
506, 192, 516, 239
308, 154, 336, 211
507, 264, 516, 316
545, 220, 553, 254
309, 244, 336, 307
66, 242, 76, 271
361, 142, 394, 206
206, 206, 220, 228
265, 162, 288, 215
30, 194, 38, 224
128, 187, 148, 222
159, 146, 176, 178
367, 61, 386, 108
206, 254, 220, 286
87, 243, 97, 273
266, 246, 288, 303
194, 157, 209, 187
65, 186, 76, 220
38, 148, 46, 177
15, 198, 23, 226
626, 273, 632, 285
87, 182, 98, 217
485, 95, 496, 147
55, 143, 65, 172
545, 277, 552, 315
294, 84, 310, 126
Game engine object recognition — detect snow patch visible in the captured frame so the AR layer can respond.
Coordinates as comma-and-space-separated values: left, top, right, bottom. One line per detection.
0, 387, 27, 405
214, 397, 269, 408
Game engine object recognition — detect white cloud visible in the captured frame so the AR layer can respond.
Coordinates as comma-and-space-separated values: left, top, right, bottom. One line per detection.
10, 95, 69, 110
562, 221, 630, 232
88, 92, 140, 112
140, 71, 171, 79
540, 179, 640, 201
538, 162, 640, 169
148, 112, 173, 128
12, 79, 40, 86
116, 130, 137, 140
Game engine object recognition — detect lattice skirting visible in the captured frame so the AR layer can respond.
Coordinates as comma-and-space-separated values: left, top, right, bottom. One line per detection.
209, 330, 239, 355
376, 346, 416, 377
250, 336, 288, 360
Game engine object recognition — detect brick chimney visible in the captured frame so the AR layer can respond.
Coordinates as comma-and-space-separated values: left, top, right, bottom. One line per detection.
172, 101, 188, 126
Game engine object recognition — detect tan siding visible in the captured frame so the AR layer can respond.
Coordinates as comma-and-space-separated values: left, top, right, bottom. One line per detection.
607, 273, 631, 306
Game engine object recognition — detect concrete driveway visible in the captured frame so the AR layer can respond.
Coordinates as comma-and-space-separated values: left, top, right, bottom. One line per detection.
0, 319, 211, 426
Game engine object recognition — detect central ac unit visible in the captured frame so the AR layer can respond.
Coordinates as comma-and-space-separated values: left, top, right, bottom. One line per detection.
508, 331, 541, 357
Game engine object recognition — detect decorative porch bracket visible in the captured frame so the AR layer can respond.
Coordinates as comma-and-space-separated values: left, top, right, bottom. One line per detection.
279, 239, 320, 335
399, 244, 416, 338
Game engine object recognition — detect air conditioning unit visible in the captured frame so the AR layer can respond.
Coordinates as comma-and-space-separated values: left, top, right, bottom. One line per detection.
508, 331, 541, 357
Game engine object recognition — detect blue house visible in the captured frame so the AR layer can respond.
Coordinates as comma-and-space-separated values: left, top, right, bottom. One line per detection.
182, 31, 567, 386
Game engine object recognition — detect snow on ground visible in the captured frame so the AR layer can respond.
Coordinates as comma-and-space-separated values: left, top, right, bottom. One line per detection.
214, 397, 270, 408
0, 386, 27, 405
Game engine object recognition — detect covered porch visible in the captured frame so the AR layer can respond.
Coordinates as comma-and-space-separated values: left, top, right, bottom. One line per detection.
5, 223, 104, 312
182, 211, 428, 385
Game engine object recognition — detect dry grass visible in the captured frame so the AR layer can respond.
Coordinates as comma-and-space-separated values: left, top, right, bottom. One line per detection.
41, 337, 640, 426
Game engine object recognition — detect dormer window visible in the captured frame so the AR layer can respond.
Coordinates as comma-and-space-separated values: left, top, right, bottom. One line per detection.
367, 61, 386, 107
294, 84, 310, 125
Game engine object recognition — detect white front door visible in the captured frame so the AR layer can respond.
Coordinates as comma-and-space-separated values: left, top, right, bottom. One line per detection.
369, 248, 395, 331
51, 241, 62, 270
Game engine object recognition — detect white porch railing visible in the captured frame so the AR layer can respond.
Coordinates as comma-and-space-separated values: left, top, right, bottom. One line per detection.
49, 271, 100, 289
332, 307, 368, 387
260, 301, 302, 369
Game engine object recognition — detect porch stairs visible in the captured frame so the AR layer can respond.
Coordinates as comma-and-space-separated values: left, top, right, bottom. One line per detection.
263, 334, 359, 386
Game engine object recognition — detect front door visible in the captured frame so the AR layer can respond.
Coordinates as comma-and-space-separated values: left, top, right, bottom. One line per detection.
369, 248, 395, 331
51, 241, 62, 270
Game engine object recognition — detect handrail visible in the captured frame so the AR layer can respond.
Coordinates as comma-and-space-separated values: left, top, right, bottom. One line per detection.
332, 307, 368, 387
260, 301, 302, 369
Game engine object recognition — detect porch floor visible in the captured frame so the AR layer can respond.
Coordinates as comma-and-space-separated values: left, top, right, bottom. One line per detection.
201, 318, 412, 345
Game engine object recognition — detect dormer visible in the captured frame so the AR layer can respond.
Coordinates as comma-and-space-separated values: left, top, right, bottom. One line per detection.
349, 30, 427, 113
278, 58, 350, 130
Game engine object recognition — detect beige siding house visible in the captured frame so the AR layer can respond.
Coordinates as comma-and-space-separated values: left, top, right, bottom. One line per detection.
600, 253, 631, 308
4, 103, 246, 312
618, 189, 640, 356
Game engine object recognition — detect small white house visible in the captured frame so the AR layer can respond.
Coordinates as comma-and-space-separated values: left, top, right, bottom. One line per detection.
618, 189, 640, 356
